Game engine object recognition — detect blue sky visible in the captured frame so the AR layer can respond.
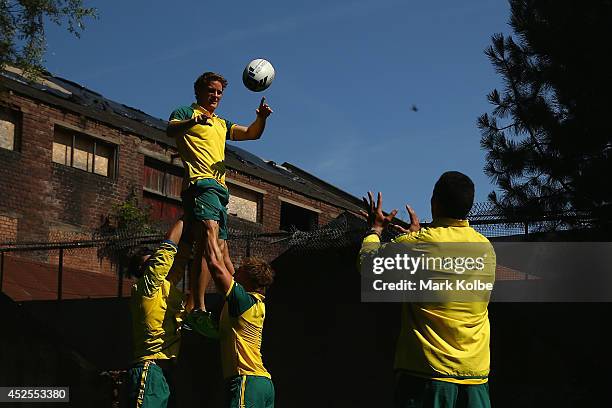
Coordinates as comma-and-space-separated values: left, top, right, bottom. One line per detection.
44, 0, 511, 222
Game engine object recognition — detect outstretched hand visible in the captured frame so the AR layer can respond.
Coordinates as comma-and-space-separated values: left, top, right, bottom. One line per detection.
256, 97, 273, 118
359, 191, 398, 235
389, 205, 421, 234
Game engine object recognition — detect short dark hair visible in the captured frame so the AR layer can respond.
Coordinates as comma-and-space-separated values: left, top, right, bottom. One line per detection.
240, 257, 275, 290
128, 247, 155, 278
432, 171, 475, 219
194, 72, 228, 99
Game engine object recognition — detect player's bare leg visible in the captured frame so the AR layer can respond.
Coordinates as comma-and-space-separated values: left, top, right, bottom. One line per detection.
220, 239, 235, 276
182, 221, 219, 338
191, 235, 212, 312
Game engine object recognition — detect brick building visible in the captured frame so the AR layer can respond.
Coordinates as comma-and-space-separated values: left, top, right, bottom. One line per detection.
0, 67, 364, 300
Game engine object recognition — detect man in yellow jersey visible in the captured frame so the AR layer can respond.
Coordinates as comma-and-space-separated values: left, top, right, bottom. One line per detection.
359, 171, 495, 408
166, 72, 273, 337
203, 220, 275, 408
127, 219, 187, 408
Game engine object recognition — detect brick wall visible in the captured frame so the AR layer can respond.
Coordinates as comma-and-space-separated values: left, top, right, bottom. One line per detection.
47, 227, 115, 275
0, 90, 349, 280
0, 214, 18, 243
0, 92, 149, 274
0, 92, 179, 237
227, 168, 342, 233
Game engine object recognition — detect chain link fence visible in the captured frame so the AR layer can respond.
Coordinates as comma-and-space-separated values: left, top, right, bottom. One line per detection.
0, 214, 363, 301
0, 204, 596, 301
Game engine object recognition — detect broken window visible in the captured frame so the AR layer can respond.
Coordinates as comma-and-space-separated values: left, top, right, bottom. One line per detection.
280, 201, 318, 231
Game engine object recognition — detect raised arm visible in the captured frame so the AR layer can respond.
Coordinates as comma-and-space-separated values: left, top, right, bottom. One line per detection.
141, 219, 185, 296
358, 192, 396, 269
231, 97, 273, 141
357, 192, 421, 270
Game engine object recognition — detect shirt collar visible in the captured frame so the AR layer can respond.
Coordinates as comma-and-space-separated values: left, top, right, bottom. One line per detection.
250, 291, 265, 301
191, 103, 217, 117
430, 217, 470, 227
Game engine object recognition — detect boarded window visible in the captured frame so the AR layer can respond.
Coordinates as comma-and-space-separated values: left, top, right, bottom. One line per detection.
143, 158, 184, 224
0, 108, 21, 151
143, 158, 183, 200
227, 183, 262, 223
144, 195, 182, 224
52, 126, 116, 177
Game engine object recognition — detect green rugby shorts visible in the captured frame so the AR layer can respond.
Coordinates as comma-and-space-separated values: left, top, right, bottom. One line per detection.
226, 375, 275, 408
182, 178, 229, 240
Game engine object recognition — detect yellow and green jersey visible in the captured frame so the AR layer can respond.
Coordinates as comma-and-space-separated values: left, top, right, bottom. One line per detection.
131, 240, 185, 363
169, 103, 236, 189
219, 280, 271, 380
359, 218, 496, 384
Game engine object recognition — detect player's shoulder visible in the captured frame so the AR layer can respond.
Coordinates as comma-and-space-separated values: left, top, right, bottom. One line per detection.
469, 227, 491, 243
227, 280, 258, 316
417, 224, 492, 244
169, 105, 195, 121
213, 114, 233, 127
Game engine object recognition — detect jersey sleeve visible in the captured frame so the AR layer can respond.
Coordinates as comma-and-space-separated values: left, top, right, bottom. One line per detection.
357, 231, 421, 272
141, 240, 178, 297
224, 119, 236, 140
168, 106, 194, 122
392, 231, 421, 243
357, 233, 382, 272
225, 280, 256, 317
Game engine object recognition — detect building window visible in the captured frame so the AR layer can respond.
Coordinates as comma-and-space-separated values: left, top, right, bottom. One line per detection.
144, 195, 183, 224
52, 126, 116, 177
143, 158, 183, 199
280, 201, 318, 231
227, 183, 262, 223
0, 107, 21, 151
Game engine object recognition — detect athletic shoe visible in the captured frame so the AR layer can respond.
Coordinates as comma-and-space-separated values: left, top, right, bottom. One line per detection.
182, 309, 219, 339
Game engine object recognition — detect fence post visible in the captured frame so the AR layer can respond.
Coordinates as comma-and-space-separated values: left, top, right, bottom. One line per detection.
58, 248, 64, 301
118, 262, 123, 298
524, 221, 529, 236
0, 251, 4, 292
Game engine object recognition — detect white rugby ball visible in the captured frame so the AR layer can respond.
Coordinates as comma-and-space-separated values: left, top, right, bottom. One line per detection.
242, 58, 275, 92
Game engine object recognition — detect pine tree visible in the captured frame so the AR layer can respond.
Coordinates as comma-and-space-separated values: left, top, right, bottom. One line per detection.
478, 0, 612, 229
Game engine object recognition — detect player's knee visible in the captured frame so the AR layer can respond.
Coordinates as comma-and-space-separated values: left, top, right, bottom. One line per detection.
201, 219, 219, 235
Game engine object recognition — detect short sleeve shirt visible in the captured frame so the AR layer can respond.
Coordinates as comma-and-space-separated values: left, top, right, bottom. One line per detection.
219, 280, 271, 379
169, 103, 236, 188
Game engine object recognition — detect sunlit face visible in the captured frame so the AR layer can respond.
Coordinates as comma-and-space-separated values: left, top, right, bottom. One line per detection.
197, 80, 224, 113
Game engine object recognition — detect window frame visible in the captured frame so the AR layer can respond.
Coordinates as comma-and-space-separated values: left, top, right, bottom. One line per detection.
0, 106, 22, 152
226, 181, 264, 224
52, 125, 118, 178
143, 157, 184, 201
279, 199, 320, 232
